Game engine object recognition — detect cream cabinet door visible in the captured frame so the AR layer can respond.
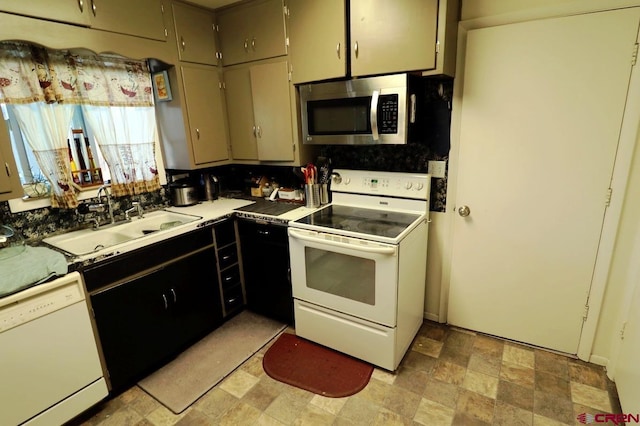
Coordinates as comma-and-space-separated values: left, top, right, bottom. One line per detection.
350, 0, 438, 77
180, 65, 228, 165
224, 67, 259, 160
173, 2, 218, 65
217, 0, 286, 66
0, 145, 15, 195
89, 0, 166, 41
0, 0, 89, 26
250, 61, 293, 162
287, 0, 347, 84
225, 61, 294, 162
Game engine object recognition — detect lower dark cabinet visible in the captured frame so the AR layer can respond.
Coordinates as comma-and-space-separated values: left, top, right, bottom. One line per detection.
237, 219, 293, 324
86, 229, 222, 392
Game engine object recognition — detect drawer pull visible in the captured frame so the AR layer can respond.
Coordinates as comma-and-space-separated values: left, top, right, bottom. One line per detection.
226, 297, 238, 304
78, 0, 84, 13
162, 293, 168, 310
170, 288, 177, 303
222, 254, 232, 261
224, 275, 234, 282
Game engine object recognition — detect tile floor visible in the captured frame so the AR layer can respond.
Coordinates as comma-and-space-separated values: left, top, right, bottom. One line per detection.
68, 320, 623, 426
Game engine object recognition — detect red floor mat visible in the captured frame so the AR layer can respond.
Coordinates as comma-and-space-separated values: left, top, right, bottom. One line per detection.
262, 332, 374, 398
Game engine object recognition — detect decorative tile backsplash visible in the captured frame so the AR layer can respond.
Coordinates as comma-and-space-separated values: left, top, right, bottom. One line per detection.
0, 190, 171, 244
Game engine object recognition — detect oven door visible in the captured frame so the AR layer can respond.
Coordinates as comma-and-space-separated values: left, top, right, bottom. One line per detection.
288, 228, 398, 326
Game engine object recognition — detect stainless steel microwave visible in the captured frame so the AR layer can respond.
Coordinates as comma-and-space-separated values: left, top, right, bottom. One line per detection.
299, 73, 427, 145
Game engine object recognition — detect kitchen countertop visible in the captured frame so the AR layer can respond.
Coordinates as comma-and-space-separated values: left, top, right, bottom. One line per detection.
52, 196, 320, 269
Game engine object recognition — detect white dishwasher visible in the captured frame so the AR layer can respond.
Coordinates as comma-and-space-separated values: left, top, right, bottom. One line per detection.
0, 271, 108, 426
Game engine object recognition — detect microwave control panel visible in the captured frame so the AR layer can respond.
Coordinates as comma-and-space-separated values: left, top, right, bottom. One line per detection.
379, 94, 398, 134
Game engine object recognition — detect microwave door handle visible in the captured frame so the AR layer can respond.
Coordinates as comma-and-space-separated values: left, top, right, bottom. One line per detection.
370, 90, 380, 141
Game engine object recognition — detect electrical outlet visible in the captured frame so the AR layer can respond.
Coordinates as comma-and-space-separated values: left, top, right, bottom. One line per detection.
428, 160, 447, 179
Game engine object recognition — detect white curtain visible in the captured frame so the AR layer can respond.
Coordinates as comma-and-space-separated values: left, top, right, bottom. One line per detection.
12, 103, 78, 207
82, 105, 160, 196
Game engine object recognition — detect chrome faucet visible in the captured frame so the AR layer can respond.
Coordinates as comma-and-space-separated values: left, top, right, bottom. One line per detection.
96, 184, 115, 225
125, 201, 144, 221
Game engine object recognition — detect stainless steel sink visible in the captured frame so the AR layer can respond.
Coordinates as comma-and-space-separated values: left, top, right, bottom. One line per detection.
43, 210, 202, 256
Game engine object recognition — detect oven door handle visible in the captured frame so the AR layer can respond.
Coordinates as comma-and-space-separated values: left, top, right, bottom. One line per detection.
288, 229, 396, 255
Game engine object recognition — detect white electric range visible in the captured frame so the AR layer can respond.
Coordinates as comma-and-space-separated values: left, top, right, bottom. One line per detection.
288, 169, 431, 371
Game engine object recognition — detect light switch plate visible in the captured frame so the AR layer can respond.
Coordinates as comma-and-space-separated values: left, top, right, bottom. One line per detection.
428, 160, 447, 179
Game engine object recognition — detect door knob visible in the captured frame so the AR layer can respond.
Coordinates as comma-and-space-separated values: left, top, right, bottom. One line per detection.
458, 205, 471, 217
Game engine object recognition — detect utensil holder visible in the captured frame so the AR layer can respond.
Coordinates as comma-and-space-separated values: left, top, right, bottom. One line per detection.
319, 184, 329, 205
304, 184, 320, 208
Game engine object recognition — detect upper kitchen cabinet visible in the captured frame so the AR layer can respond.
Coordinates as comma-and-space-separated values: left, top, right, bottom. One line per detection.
154, 64, 229, 169
87, 0, 167, 41
287, 0, 459, 84
172, 1, 219, 65
224, 60, 294, 162
216, 0, 287, 66
0, 127, 22, 201
180, 65, 229, 166
0, 0, 88, 26
287, 0, 347, 84
0, 0, 168, 41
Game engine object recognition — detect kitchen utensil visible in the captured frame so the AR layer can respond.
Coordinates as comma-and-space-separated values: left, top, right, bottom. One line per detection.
304, 184, 320, 208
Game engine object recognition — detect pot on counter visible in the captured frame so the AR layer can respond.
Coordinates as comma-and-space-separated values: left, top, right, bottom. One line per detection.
169, 181, 199, 206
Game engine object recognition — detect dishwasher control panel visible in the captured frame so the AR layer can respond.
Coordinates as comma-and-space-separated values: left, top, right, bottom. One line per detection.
0, 274, 84, 333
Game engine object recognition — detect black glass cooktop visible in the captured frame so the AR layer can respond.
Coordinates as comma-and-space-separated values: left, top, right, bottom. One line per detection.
294, 205, 421, 239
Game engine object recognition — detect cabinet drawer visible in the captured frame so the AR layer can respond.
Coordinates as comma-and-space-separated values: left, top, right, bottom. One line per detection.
223, 283, 244, 312
218, 244, 238, 270
220, 264, 241, 290
214, 220, 236, 247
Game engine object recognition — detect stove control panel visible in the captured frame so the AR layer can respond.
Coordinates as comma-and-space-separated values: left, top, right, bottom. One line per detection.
330, 169, 431, 200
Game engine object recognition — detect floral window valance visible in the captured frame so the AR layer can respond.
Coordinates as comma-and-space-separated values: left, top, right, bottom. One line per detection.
0, 43, 154, 106
0, 42, 160, 208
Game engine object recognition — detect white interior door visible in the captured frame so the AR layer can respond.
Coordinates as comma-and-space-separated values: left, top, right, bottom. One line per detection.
448, 8, 640, 354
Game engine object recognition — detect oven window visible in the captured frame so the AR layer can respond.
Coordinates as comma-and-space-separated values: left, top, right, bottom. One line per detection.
304, 247, 375, 305
307, 97, 371, 135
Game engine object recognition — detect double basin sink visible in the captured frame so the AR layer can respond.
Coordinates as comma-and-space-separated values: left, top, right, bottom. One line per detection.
43, 210, 202, 257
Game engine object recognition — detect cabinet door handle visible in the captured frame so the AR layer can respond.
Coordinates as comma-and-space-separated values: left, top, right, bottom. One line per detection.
162, 293, 168, 310
195, 128, 200, 139
244, 39, 249, 52
4, 162, 10, 177
256, 126, 262, 138
91, 0, 96, 16
251, 37, 256, 50
257, 229, 270, 236
354, 41, 359, 58
181, 36, 186, 51
170, 288, 177, 303
252, 125, 257, 137
336, 42, 340, 59
224, 275, 234, 282
78, 0, 84, 13
227, 297, 238, 304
